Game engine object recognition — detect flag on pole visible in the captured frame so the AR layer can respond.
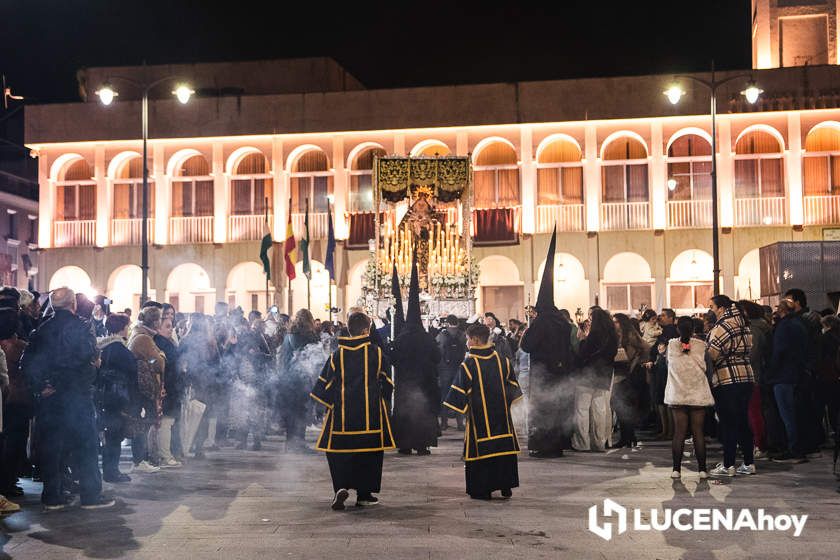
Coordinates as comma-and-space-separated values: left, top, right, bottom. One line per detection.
325, 208, 336, 280
301, 198, 311, 280
259, 218, 272, 280
283, 199, 297, 281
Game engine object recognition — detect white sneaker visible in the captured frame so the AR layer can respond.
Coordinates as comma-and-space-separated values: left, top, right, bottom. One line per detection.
736, 463, 756, 475
160, 459, 183, 469
133, 460, 161, 474
709, 463, 735, 477
698, 471, 709, 480
670, 470, 681, 479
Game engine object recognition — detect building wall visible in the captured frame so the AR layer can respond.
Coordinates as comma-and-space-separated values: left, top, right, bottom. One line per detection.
0, 191, 40, 291
753, 0, 838, 68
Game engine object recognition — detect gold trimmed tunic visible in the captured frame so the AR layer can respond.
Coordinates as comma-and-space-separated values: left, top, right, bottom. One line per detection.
443, 344, 523, 461
310, 335, 395, 453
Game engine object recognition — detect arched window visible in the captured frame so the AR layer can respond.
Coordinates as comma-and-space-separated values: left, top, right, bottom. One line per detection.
54, 158, 96, 246
803, 125, 840, 225
536, 137, 584, 231
666, 134, 712, 228
473, 141, 519, 208
600, 135, 649, 230
112, 155, 155, 245
231, 152, 272, 216
290, 149, 332, 214
803, 125, 840, 195
349, 146, 386, 212
734, 129, 785, 225
171, 155, 214, 217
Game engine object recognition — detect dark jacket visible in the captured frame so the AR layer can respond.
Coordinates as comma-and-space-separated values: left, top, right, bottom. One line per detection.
520, 309, 573, 373
766, 313, 808, 385
436, 326, 467, 374
1, 336, 32, 409
97, 336, 138, 422
155, 333, 182, 416
817, 328, 840, 383
794, 307, 822, 374
749, 317, 773, 385
577, 330, 619, 390
23, 308, 98, 397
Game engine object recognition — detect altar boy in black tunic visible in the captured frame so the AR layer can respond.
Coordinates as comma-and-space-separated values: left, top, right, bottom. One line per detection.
444, 322, 523, 500
310, 312, 395, 510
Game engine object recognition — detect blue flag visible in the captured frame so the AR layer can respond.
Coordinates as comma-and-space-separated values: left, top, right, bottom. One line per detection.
325, 211, 336, 280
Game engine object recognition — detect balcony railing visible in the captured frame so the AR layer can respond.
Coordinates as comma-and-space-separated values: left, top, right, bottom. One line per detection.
600, 202, 650, 231
112, 218, 155, 246
169, 216, 214, 244
229, 214, 271, 242
54, 220, 96, 247
536, 204, 585, 233
292, 212, 329, 240
667, 199, 712, 229
804, 195, 840, 225
734, 197, 786, 226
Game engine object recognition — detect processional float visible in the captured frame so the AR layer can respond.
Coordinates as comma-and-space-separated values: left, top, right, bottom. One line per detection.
362, 154, 479, 325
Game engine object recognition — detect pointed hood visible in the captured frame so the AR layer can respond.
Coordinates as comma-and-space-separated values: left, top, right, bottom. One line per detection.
390, 262, 405, 333
405, 251, 422, 327
535, 225, 557, 312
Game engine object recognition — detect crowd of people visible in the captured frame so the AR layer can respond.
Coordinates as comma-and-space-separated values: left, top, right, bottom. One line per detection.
0, 247, 835, 511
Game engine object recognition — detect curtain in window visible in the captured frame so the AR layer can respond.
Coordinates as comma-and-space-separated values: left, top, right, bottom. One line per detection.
476, 143, 516, 166
255, 179, 271, 214
181, 156, 210, 177
667, 162, 692, 201
347, 212, 381, 248
350, 174, 374, 212
693, 162, 712, 199
804, 127, 840, 151
601, 166, 626, 202
114, 184, 131, 219
171, 182, 186, 216
195, 180, 214, 216
236, 153, 266, 175
669, 285, 693, 309
606, 286, 629, 312
760, 159, 783, 196
561, 167, 583, 202
627, 164, 649, 202
295, 151, 328, 173
737, 131, 780, 155
473, 170, 496, 208
735, 160, 759, 197
79, 184, 96, 220
537, 168, 560, 205
539, 140, 580, 163
232, 179, 252, 215
630, 285, 652, 310
313, 176, 331, 212
803, 156, 829, 195
497, 169, 520, 206
63, 160, 92, 181
352, 148, 385, 171
56, 185, 71, 221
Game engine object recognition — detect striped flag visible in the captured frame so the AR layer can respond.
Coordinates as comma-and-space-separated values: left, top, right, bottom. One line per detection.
301, 198, 311, 280
283, 199, 297, 281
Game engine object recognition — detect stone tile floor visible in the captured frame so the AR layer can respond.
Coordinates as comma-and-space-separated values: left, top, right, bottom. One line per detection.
1, 429, 838, 559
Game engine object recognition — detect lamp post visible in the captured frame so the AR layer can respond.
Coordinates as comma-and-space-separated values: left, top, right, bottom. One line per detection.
95, 78, 194, 304
664, 63, 762, 295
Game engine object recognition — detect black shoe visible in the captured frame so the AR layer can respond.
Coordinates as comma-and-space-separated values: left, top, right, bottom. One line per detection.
771, 453, 808, 464
331, 489, 349, 511
80, 496, 116, 510
251, 441, 262, 451
416, 448, 431, 456
529, 450, 563, 459
193, 451, 206, 459
235, 442, 246, 450
103, 473, 132, 483
469, 493, 491, 500
500, 489, 512, 499
2, 486, 23, 498
398, 449, 412, 455
356, 495, 379, 507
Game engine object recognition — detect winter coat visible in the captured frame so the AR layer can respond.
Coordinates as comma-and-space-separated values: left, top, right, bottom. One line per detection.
576, 331, 618, 391
436, 326, 467, 376
766, 313, 808, 386
817, 329, 840, 383
1, 336, 32, 410
96, 336, 137, 430
154, 333, 182, 416
748, 317, 772, 385
664, 338, 714, 407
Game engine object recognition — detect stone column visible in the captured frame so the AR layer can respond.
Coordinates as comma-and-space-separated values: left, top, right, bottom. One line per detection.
787, 112, 803, 227
271, 137, 285, 236
332, 137, 348, 240
650, 121, 667, 231
583, 124, 600, 232
520, 127, 536, 234
212, 142, 227, 244
38, 151, 52, 249
153, 143, 169, 245
94, 145, 109, 247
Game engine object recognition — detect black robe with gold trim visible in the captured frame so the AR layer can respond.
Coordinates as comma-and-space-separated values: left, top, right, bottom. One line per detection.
444, 344, 522, 495
310, 334, 395, 453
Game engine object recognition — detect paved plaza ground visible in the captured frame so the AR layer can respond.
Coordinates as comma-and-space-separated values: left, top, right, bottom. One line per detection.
0, 425, 837, 560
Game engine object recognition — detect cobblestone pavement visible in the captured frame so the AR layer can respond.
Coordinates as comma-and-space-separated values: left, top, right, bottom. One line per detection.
1, 427, 837, 559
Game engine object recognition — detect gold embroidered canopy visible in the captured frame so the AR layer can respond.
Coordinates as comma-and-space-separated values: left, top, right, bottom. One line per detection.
373, 155, 471, 203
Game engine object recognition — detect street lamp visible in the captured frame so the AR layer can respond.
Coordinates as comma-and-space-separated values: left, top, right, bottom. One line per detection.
664, 65, 761, 295
95, 76, 194, 304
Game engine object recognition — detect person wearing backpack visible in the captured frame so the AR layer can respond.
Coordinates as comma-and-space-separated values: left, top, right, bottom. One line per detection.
436, 315, 467, 432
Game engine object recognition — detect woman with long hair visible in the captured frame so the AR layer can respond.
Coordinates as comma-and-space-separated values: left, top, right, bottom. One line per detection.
612, 313, 650, 448
665, 316, 714, 479
572, 307, 618, 452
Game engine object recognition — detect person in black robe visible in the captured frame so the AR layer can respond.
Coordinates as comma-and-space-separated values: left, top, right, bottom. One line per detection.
519, 226, 573, 458
391, 255, 441, 455
444, 322, 522, 499
310, 312, 394, 510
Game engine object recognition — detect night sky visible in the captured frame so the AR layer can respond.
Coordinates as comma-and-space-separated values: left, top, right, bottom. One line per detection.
1, 0, 751, 103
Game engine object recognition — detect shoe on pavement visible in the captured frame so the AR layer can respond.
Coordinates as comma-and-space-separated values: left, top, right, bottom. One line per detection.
806, 451, 823, 459
103, 473, 132, 483
670, 470, 681, 479
736, 463, 756, 475
80, 496, 116, 510
771, 453, 807, 464
133, 460, 161, 474
356, 495, 379, 507
698, 471, 709, 480
160, 459, 183, 469
500, 488, 512, 499
0, 497, 21, 514
709, 463, 736, 477
332, 489, 349, 511
43, 502, 67, 512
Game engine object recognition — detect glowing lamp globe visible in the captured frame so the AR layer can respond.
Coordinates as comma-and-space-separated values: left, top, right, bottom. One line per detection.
664, 85, 684, 105
742, 84, 763, 104
173, 85, 195, 104
667, 178, 678, 191
95, 85, 118, 106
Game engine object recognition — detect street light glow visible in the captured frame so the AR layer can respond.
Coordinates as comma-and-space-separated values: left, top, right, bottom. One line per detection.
95, 85, 118, 106
664, 84, 684, 105
173, 84, 195, 104
741, 83, 763, 104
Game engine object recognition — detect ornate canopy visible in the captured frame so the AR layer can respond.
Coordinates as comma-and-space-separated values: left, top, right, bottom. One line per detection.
373, 155, 471, 203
